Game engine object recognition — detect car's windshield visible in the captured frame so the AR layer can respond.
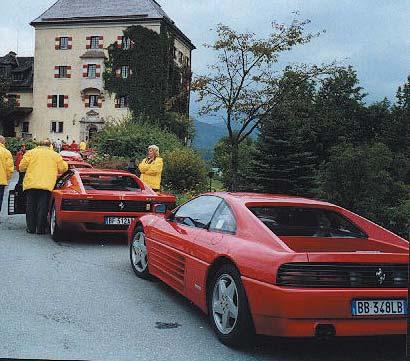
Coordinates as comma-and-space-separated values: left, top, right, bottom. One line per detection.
80, 174, 140, 191
249, 206, 368, 238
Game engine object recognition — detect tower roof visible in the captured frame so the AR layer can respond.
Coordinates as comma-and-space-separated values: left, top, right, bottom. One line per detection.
30, 0, 194, 49
31, 0, 171, 24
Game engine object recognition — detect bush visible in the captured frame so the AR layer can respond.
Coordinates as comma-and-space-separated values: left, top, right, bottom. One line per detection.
163, 148, 208, 193
5, 137, 36, 154
316, 142, 409, 236
92, 117, 182, 161
88, 154, 130, 171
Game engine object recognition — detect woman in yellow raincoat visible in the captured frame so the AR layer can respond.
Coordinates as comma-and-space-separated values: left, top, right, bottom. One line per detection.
138, 145, 163, 192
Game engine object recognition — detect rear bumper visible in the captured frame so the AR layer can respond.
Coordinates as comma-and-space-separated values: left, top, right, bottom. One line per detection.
57, 211, 145, 234
242, 277, 408, 337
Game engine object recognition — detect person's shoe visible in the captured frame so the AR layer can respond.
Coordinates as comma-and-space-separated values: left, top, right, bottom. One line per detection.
26, 228, 35, 234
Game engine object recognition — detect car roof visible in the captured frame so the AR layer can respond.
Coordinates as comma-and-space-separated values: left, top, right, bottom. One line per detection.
210, 192, 336, 207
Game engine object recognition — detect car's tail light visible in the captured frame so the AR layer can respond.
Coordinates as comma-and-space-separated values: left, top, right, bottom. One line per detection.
276, 263, 408, 288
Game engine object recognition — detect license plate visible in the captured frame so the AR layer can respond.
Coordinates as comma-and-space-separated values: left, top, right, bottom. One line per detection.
352, 299, 407, 316
104, 217, 134, 225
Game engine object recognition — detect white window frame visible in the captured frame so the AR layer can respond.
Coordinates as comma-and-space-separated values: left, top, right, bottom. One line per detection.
87, 64, 96, 78
59, 37, 69, 50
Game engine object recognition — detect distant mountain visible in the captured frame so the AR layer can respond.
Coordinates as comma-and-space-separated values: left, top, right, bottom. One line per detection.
193, 120, 227, 149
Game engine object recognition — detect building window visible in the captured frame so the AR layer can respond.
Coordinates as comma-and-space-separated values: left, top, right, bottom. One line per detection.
122, 36, 131, 50
87, 64, 96, 78
59, 66, 68, 78
90, 36, 99, 49
51, 121, 64, 133
116, 95, 128, 108
22, 122, 29, 133
59, 37, 69, 50
89, 95, 99, 108
51, 95, 58, 108
12, 72, 24, 81
121, 66, 129, 79
50, 95, 67, 108
178, 51, 183, 64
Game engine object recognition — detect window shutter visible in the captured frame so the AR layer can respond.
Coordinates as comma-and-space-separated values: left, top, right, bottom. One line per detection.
55, 37, 60, 50
115, 68, 121, 78
83, 64, 88, 77
64, 95, 69, 108
47, 95, 53, 108
54, 66, 60, 78
96, 64, 101, 78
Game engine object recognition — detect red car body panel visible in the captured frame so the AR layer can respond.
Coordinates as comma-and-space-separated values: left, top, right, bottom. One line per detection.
67, 160, 93, 170
52, 168, 176, 235
128, 192, 408, 337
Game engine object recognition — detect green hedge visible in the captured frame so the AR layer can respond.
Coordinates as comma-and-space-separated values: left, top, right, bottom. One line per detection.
92, 119, 182, 161
162, 148, 208, 194
5, 138, 36, 154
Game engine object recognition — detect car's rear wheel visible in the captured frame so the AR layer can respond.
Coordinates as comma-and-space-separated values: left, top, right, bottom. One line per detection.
130, 226, 150, 279
50, 203, 63, 241
208, 263, 254, 347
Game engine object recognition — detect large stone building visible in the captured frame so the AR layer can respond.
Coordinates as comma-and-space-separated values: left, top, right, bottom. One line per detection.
1, 0, 194, 141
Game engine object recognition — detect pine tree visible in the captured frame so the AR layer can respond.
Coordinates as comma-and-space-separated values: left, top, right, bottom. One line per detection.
246, 71, 318, 196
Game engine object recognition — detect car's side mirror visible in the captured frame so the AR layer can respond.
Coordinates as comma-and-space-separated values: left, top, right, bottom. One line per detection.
153, 203, 167, 214
165, 210, 174, 221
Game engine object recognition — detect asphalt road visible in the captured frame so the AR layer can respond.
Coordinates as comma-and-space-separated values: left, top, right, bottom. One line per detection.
0, 174, 407, 361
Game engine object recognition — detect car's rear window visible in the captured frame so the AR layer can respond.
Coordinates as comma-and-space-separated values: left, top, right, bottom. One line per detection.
80, 174, 140, 191
249, 206, 367, 238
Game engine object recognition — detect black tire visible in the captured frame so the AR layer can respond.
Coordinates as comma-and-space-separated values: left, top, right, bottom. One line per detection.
207, 263, 255, 347
129, 226, 151, 279
50, 203, 63, 241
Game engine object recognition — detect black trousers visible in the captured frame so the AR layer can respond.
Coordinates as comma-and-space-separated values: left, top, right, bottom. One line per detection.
0, 185, 4, 213
25, 189, 51, 233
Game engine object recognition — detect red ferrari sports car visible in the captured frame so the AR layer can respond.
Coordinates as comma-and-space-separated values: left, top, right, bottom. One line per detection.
128, 193, 408, 346
60, 150, 83, 161
67, 160, 93, 170
9, 168, 176, 240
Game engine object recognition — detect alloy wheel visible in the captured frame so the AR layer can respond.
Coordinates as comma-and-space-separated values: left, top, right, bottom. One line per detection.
131, 231, 148, 273
212, 274, 239, 335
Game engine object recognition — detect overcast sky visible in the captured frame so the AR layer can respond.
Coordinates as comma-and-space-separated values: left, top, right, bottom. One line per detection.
1, 0, 409, 120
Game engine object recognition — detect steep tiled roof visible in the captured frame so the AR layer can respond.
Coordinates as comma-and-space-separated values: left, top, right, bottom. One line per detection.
31, 0, 195, 49
31, 0, 170, 24
0, 52, 34, 89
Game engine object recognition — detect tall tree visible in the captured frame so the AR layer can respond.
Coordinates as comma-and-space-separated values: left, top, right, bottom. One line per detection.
247, 71, 318, 195
314, 66, 367, 161
0, 76, 15, 133
382, 76, 410, 157
193, 19, 336, 190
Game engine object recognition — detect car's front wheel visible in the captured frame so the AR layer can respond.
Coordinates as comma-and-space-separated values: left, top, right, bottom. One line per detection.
50, 203, 63, 241
130, 226, 150, 279
208, 263, 254, 347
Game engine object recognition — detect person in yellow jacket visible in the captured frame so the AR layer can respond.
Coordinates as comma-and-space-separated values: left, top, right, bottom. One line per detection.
19, 139, 68, 234
138, 145, 163, 192
79, 140, 87, 152
0, 135, 14, 214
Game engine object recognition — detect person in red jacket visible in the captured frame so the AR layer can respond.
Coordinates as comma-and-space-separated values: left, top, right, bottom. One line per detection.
15, 143, 26, 184
70, 140, 79, 152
